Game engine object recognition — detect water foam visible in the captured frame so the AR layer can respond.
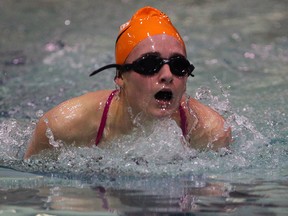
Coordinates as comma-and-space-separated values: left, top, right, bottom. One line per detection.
0, 85, 284, 181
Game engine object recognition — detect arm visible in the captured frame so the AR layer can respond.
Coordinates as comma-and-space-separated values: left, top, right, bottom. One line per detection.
24, 92, 100, 159
24, 107, 84, 159
24, 91, 113, 159
24, 114, 54, 159
186, 98, 231, 151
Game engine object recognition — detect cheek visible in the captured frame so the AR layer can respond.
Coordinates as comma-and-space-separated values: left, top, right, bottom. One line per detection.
176, 77, 187, 93
122, 74, 150, 104
129, 76, 157, 105
124, 73, 154, 92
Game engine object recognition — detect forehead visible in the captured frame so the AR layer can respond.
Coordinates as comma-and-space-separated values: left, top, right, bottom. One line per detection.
125, 34, 186, 62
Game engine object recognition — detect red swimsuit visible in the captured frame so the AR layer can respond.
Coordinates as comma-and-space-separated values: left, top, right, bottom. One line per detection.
95, 90, 187, 145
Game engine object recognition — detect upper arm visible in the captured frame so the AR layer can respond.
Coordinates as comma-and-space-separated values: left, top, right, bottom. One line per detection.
24, 103, 77, 159
186, 98, 232, 150
24, 92, 105, 159
24, 114, 53, 159
24, 105, 83, 159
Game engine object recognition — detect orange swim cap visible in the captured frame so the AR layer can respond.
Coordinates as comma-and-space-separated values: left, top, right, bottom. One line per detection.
115, 6, 185, 64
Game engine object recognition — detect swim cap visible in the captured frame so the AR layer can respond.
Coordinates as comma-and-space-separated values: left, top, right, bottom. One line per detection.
115, 6, 185, 64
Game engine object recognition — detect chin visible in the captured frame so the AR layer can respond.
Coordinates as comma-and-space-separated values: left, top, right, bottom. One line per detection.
148, 107, 176, 119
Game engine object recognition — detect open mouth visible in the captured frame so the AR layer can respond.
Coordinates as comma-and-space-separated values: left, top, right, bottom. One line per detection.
154, 90, 173, 101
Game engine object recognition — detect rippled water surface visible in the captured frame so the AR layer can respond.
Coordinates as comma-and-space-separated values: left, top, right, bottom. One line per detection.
0, 0, 288, 215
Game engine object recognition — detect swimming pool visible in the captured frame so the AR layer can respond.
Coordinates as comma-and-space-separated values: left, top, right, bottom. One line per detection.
1, 0, 287, 215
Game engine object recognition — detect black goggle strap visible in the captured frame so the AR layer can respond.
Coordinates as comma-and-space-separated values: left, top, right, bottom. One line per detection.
89, 64, 121, 77
187, 64, 195, 77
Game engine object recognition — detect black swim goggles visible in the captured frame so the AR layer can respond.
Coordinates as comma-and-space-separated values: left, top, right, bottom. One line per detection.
90, 53, 195, 77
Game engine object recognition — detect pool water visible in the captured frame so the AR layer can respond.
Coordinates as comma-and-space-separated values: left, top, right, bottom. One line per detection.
1, 0, 288, 215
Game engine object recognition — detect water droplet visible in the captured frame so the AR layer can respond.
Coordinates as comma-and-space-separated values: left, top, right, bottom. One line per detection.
36, 110, 44, 118
64, 19, 71, 25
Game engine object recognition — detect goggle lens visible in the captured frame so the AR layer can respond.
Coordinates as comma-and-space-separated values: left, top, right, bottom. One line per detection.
124, 54, 194, 77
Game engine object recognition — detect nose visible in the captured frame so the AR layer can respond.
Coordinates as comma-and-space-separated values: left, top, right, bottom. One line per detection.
158, 64, 173, 84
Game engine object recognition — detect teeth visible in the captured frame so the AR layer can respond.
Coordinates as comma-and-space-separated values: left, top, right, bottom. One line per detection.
154, 90, 173, 101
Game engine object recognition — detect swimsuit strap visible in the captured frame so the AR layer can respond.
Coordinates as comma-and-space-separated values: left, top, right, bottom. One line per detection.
179, 104, 187, 137
95, 90, 119, 146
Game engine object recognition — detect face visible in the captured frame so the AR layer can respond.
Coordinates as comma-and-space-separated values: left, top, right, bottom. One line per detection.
116, 34, 188, 119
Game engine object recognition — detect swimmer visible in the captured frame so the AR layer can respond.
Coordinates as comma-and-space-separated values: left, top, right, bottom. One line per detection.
24, 6, 231, 159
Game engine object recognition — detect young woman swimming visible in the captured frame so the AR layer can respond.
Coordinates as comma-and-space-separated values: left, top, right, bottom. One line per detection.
24, 6, 231, 159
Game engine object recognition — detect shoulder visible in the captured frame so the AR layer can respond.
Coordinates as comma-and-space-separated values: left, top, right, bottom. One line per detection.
39, 90, 114, 144
187, 97, 223, 124
49, 90, 113, 120
24, 90, 116, 158
183, 97, 231, 150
